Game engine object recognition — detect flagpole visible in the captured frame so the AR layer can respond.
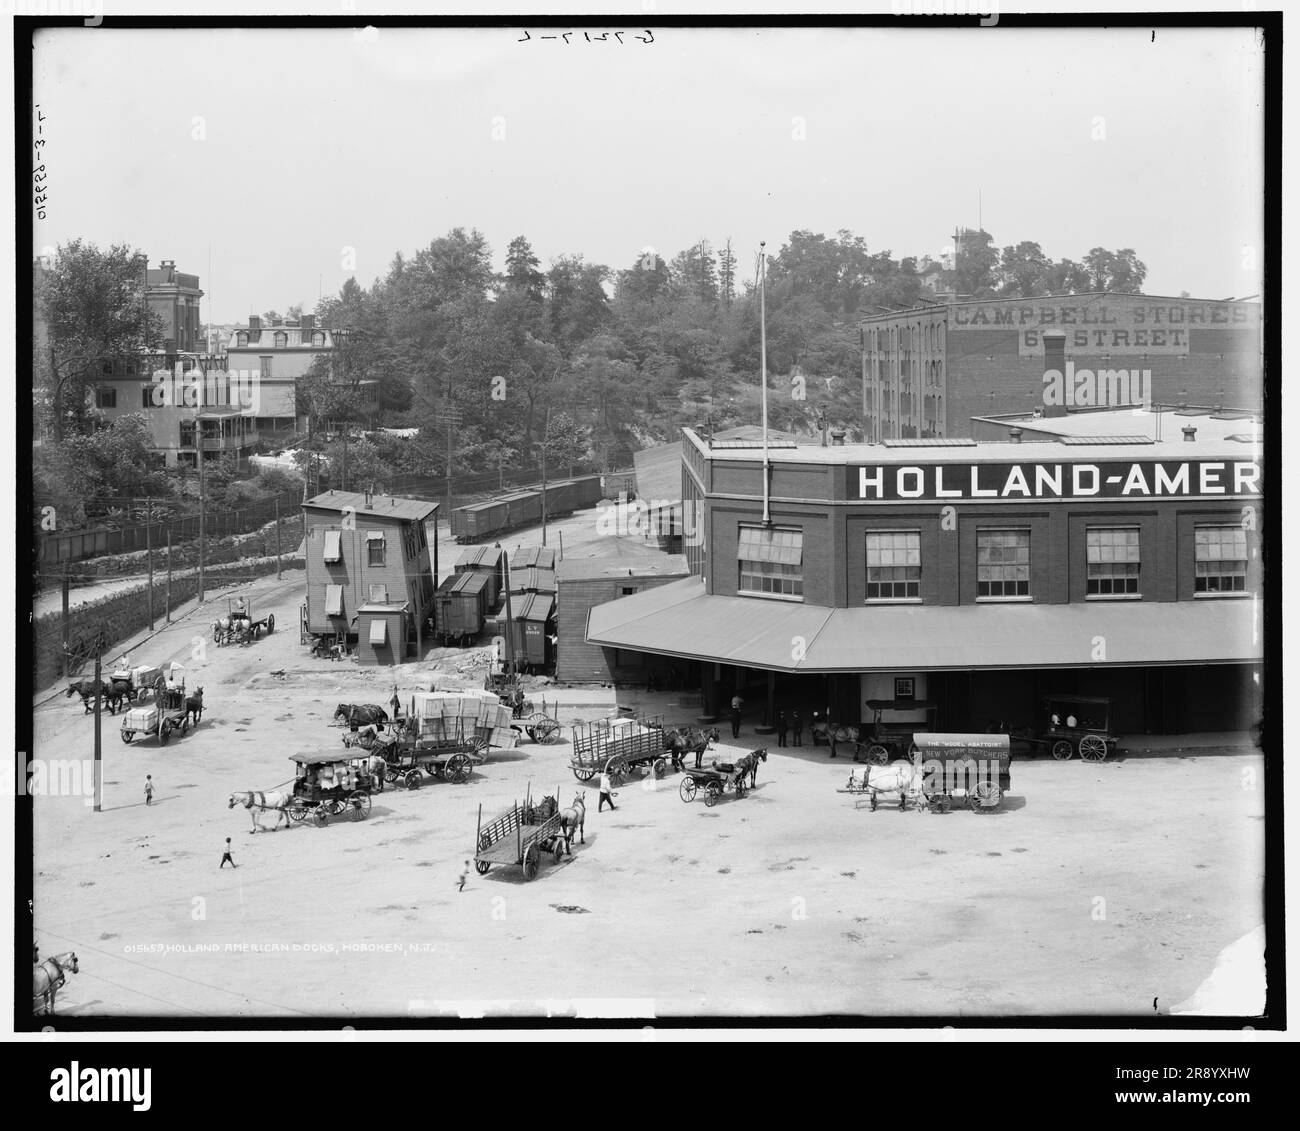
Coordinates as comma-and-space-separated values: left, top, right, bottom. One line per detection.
759, 242, 771, 526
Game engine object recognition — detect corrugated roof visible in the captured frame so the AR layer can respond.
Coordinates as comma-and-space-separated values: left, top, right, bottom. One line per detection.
455, 545, 503, 571
304, 491, 438, 522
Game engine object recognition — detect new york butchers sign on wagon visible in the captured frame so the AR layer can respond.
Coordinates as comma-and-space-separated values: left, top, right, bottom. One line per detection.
852, 460, 1262, 502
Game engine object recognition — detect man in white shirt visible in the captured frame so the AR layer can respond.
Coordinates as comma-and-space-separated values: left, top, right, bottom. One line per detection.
598, 771, 616, 812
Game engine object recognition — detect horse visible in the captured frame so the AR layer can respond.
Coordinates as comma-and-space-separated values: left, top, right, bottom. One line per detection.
333, 704, 389, 731
183, 687, 205, 727
33, 951, 79, 1016
66, 679, 108, 714
733, 747, 769, 789
811, 720, 860, 753
664, 726, 719, 770
849, 759, 918, 810
211, 617, 232, 645
229, 789, 294, 833
558, 794, 586, 851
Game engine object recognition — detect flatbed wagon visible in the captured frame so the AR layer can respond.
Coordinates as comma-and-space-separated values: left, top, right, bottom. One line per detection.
570, 715, 667, 784
120, 665, 190, 745
473, 786, 569, 880
344, 718, 486, 790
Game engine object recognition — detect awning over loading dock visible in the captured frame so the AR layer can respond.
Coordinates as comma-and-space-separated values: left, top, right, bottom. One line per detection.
585, 576, 1261, 673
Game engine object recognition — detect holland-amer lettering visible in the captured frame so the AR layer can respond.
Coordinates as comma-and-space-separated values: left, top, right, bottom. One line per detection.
856, 460, 1261, 501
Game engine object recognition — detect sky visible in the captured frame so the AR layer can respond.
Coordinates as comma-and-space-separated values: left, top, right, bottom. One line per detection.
30, 21, 1266, 323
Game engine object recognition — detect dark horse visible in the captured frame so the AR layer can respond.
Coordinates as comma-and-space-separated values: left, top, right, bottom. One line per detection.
65, 679, 121, 715
333, 703, 389, 731
184, 687, 205, 727
663, 726, 720, 770
733, 747, 769, 790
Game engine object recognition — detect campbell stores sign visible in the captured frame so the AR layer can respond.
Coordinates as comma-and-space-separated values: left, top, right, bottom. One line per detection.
852, 460, 1261, 502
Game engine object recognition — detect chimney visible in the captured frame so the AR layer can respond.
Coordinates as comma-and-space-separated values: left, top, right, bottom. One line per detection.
1182, 425, 1197, 443
249, 315, 261, 330
1041, 334, 1067, 418
301, 314, 315, 334
830, 428, 846, 446
1009, 427, 1022, 444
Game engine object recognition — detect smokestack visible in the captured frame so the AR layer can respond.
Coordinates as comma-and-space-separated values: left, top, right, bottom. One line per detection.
1009, 427, 1022, 444
1182, 426, 1197, 443
1042, 334, 1067, 418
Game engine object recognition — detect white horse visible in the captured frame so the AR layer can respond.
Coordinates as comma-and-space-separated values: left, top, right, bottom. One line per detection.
33, 951, 78, 1016
848, 759, 919, 810
211, 617, 232, 645
558, 794, 586, 849
229, 790, 293, 833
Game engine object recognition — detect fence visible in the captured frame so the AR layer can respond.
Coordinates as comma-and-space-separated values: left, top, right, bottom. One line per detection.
37, 489, 303, 565
35, 555, 306, 690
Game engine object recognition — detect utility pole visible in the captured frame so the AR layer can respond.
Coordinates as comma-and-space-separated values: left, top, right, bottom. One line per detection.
165, 528, 172, 623
198, 414, 206, 604
275, 496, 282, 580
61, 566, 70, 678
540, 404, 551, 548
146, 504, 154, 630
92, 632, 105, 813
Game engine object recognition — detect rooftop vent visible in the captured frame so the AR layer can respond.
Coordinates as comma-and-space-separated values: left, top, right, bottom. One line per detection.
1182, 426, 1197, 443
1009, 427, 1022, 444
830, 428, 846, 446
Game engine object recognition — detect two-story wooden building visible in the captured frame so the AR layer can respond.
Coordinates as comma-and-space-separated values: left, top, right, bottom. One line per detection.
301, 490, 439, 665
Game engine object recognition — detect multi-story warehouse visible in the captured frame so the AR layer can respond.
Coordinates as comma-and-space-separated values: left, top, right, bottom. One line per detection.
587, 418, 1262, 736
858, 293, 1262, 440
300, 490, 439, 665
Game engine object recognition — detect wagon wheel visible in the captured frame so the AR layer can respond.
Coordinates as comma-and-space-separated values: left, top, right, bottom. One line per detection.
475, 859, 491, 875
446, 753, 472, 784
180, 718, 189, 736
121, 731, 134, 744
653, 757, 667, 779
522, 844, 540, 881
467, 735, 489, 757
1079, 734, 1108, 763
572, 766, 596, 783
159, 722, 171, 746
552, 839, 566, 863
866, 744, 889, 766
1051, 739, 1074, 761
404, 769, 422, 791
734, 779, 746, 800
384, 766, 400, 784
312, 806, 330, 826
679, 777, 698, 803
266, 613, 275, 634
348, 790, 371, 820
528, 716, 561, 744
286, 804, 306, 823
154, 675, 167, 699
929, 794, 952, 814
606, 756, 630, 787
705, 782, 722, 807
478, 833, 493, 852
967, 781, 1002, 811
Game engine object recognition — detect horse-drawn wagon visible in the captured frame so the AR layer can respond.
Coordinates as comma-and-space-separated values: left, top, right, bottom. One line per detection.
343, 717, 486, 790
284, 754, 374, 826
214, 596, 276, 646
852, 699, 940, 764
1040, 695, 1119, 762
473, 785, 571, 880
839, 733, 1012, 813
570, 715, 667, 784
106, 662, 165, 705
120, 664, 193, 745
678, 749, 767, 806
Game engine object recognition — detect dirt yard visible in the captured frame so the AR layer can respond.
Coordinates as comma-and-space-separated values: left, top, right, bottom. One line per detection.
31, 541, 1266, 1021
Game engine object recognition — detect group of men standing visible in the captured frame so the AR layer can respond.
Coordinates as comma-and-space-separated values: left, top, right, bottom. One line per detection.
727, 693, 806, 747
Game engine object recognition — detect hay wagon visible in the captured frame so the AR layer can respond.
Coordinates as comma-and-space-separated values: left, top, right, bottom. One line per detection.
569, 715, 667, 784
473, 786, 569, 880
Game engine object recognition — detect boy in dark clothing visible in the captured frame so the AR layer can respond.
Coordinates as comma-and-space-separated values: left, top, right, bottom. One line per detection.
220, 838, 235, 868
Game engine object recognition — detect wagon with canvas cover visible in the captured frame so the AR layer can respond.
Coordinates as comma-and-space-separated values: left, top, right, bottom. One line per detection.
284, 754, 374, 826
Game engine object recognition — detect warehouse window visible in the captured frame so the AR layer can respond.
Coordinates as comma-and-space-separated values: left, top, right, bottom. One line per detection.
1195, 525, 1248, 593
738, 525, 803, 600
367, 531, 386, 567
866, 530, 921, 601
977, 529, 1030, 599
260, 355, 273, 378
94, 386, 117, 409
368, 584, 388, 603
1086, 527, 1141, 596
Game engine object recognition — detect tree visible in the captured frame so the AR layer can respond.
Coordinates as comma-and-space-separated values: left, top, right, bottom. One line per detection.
504, 235, 546, 302
1083, 247, 1147, 293
948, 228, 999, 298
718, 239, 737, 307
996, 241, 1053, 298
36, 240, 163, 439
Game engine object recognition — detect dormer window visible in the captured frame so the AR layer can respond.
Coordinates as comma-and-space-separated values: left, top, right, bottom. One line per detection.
235, 332, 248, 347
274, 331, 288, 348
312, 331, 326, 347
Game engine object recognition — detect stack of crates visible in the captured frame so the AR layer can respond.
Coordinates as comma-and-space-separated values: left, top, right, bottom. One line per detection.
408, 689, 521, 751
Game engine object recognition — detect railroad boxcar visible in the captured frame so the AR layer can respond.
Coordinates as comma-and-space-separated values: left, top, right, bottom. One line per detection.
454, 545, 504, 607
507, 567, 558, 597
433, 571, 493, 646
511, 546, 556, 571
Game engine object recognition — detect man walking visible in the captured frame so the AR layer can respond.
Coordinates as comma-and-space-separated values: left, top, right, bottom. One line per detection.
729, 693, 744, 739
792, 710, 803, 747
220, 838, 236, 869
144, 775, 154, 806
457, 861, 470, 892
776, 711, 788, 748
598, 770, 617, 812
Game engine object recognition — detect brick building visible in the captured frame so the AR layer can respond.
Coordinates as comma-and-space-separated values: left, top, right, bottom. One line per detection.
858, 293, 1262, 440
587, 420, 1263, 736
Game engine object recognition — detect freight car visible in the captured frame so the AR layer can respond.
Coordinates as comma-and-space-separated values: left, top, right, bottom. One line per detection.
433, 571, 493, 646
453, 545, 504, 607
448, 476, 602, 544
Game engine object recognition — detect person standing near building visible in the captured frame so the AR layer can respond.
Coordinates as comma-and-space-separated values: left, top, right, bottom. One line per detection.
220, 838, 235, 869
729, 693, 743, 739
776, 711, 788, 748
598, 770, 617, 812
792, 710, 803, 746
144, 775, 154, 806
